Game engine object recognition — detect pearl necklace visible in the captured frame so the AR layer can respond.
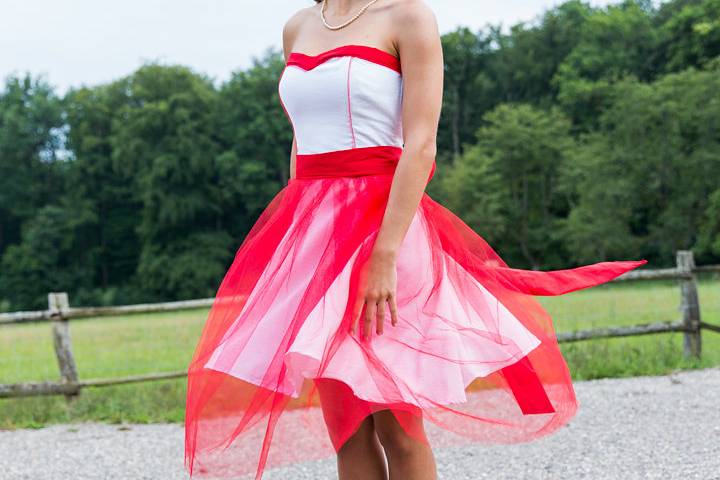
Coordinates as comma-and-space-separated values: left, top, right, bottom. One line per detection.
320, 0, 380, 30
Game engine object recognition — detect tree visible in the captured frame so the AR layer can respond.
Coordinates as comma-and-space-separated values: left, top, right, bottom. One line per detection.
64, 80, 143, 293
696, 188, 720, 261
438, 28, 491, 163
110, 63, 231, 300
212, 48, 289, 242
553, 0, 660, 129
444, 104, 575, 268
655, 0, 720, 72
487, 0, 592, 106
0, 74, 64, 257
0, 200, 96, 309
563, 64, 720, 264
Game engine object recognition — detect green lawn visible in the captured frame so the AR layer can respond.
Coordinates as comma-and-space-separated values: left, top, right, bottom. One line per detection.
1, 276, 718, 429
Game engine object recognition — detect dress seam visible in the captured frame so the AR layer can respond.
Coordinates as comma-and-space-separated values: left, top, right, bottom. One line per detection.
347, 57, 357, 149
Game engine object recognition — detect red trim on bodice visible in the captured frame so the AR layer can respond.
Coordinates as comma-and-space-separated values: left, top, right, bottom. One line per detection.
287, 44, 402, 74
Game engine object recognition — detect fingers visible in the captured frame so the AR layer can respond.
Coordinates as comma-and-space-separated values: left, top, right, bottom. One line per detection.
388, 294, 398, 327
363, 299, 377, 339
351, 294, 399, 340
350, 295, 363, 335
376, 300, 385, 335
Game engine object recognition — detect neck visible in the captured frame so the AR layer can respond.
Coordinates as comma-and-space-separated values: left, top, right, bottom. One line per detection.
324, 0, 369, 16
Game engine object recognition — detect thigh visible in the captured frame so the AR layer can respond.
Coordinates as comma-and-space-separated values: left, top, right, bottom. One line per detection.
314, 378, 374, 451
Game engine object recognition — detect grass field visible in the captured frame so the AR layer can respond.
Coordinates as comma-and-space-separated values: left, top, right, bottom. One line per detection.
1, 275, 719, 429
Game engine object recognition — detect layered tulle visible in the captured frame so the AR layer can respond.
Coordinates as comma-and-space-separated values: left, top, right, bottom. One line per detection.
184, 156, 647, 479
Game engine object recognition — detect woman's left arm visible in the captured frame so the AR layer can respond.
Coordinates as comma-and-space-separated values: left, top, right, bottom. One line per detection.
352, 2, 444, 339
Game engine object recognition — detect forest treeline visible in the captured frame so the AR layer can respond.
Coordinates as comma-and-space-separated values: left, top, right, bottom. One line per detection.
1, 0, 719, 310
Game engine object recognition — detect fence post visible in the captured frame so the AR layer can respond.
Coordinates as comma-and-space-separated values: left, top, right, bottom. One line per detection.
48, 292, 80, 400
676, 251, 701, 359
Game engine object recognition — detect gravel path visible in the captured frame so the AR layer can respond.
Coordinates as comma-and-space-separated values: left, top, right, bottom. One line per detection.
2, 367, 719, 480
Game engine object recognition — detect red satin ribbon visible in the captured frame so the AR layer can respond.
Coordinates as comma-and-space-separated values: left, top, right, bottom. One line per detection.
296, 145, 436, 183
502, 356, 556, 414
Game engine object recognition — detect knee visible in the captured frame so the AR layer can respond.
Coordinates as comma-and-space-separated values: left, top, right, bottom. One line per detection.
376, 428, 418, 457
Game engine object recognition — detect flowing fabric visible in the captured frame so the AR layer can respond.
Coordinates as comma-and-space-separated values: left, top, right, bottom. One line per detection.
184, 146, 647, 479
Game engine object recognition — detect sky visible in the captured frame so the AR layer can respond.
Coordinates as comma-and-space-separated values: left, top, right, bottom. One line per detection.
0, 0, 617, 94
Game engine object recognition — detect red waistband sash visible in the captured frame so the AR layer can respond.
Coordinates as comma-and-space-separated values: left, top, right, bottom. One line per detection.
295, 145, 436, 182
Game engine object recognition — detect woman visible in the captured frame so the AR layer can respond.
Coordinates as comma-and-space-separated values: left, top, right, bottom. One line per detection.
184, 1, 647, 479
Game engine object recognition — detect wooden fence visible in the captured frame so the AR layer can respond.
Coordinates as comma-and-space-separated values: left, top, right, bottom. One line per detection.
1, 250, 718, 400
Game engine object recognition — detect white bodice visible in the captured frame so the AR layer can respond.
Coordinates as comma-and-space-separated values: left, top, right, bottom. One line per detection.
278, 45, 404, 155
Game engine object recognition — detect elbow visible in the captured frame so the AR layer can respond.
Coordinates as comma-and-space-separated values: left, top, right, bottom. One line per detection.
405, 136, 437, 164
421, 139, 437, 161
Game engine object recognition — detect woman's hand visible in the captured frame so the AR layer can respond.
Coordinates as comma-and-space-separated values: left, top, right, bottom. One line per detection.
351, 247, 399, 340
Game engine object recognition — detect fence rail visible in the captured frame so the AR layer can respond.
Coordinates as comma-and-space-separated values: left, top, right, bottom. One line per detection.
1, 250, 718, 400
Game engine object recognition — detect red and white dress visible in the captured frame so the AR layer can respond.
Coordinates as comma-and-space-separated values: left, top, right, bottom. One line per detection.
184, 45, 646, 479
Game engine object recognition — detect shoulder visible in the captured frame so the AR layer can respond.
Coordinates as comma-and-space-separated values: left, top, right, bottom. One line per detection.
281, 5, 317, 57
387, 0, 438, 32
282, 5, 315, 35
387, 0, 440, 56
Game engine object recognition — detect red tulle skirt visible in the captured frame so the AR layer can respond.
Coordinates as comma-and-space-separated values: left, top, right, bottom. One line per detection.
184, 146, 647, 479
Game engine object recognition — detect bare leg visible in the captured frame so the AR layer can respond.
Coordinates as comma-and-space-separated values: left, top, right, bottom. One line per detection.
372, 409, 437, 480
315, 379, 388, 480
336, 415, 388, 480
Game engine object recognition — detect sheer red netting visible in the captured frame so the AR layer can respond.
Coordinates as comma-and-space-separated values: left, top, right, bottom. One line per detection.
184, 151, 647, 479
